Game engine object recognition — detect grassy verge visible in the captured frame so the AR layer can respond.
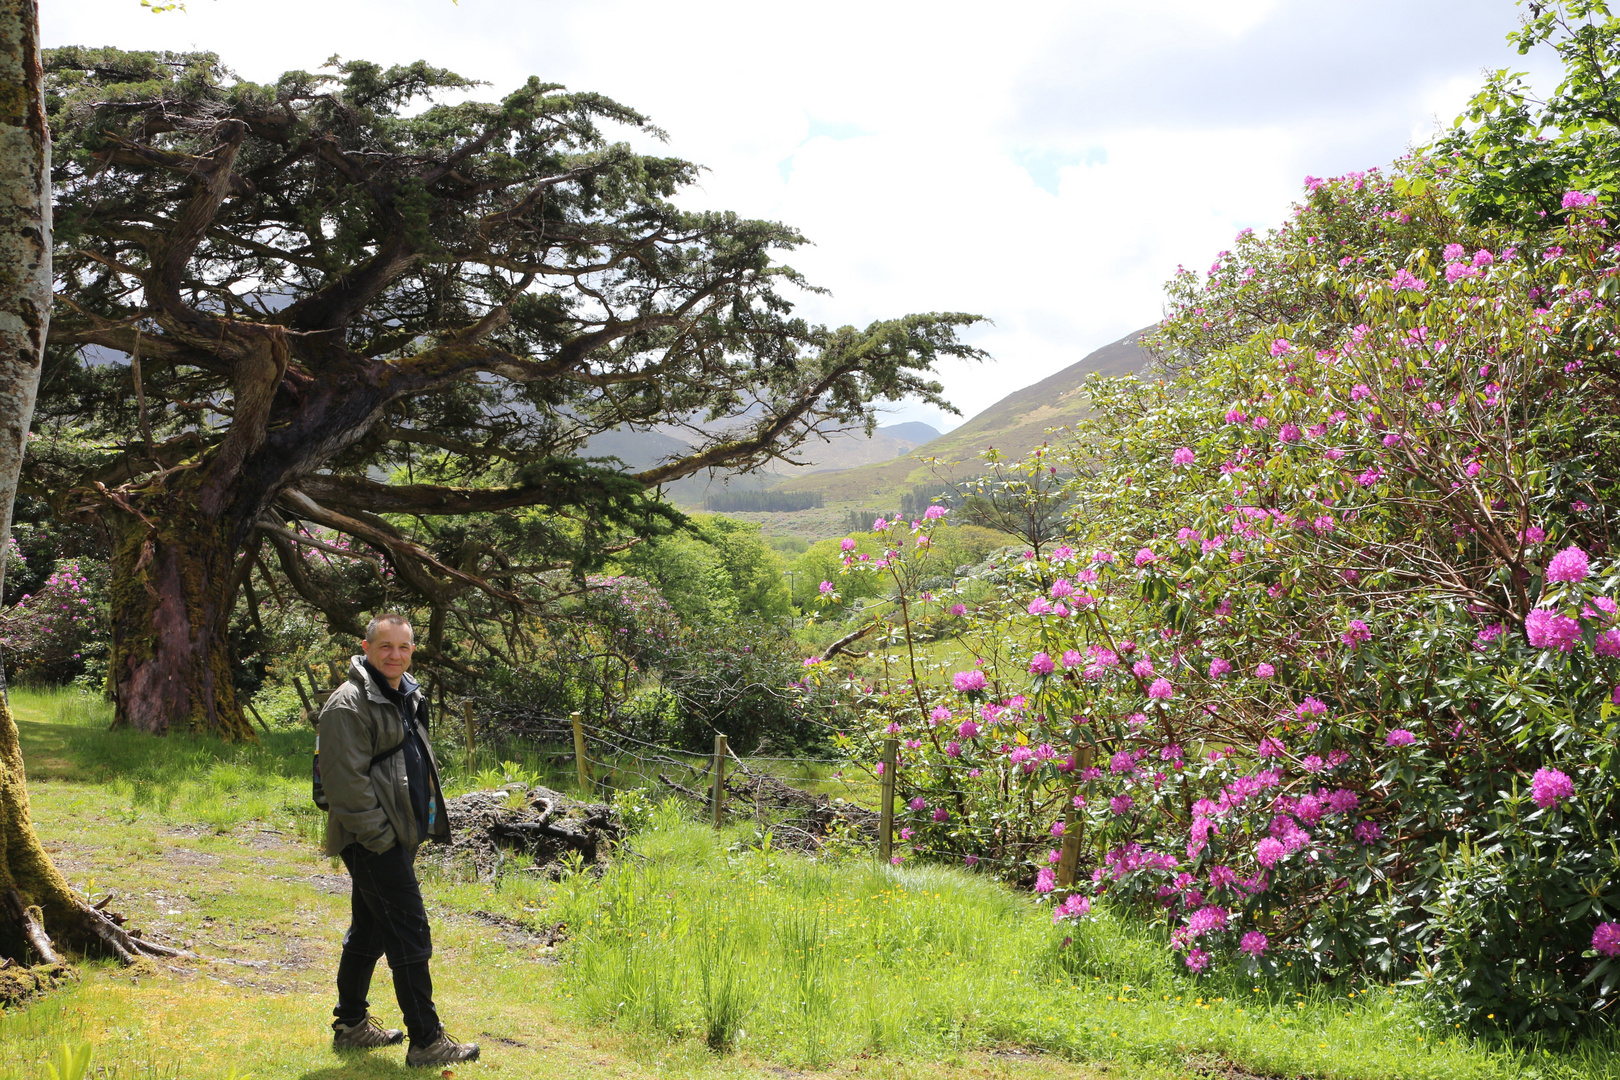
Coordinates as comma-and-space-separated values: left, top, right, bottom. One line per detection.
5, 687, 1619, 1080
552, 805, 1620, 1080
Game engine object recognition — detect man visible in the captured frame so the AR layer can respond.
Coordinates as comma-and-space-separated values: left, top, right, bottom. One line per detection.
317, 612, 480, 1066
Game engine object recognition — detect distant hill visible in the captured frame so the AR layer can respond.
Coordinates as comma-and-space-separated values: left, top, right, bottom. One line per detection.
773, 326, 1155, 503
583, 420, 938, 478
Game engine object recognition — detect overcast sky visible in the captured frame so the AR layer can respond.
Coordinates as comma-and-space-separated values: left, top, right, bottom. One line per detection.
46, 0, 1560, 432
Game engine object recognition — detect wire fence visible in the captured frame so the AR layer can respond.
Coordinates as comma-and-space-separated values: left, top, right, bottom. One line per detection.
443, 696, 1085, 884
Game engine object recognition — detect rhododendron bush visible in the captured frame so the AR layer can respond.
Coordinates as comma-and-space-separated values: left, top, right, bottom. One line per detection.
809, 164, 1620, 1030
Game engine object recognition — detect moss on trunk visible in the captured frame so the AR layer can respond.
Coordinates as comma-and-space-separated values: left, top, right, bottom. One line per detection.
107, 497, 254, 740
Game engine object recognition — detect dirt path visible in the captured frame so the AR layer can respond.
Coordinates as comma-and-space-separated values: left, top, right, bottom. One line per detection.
11, 780, 1122, 1080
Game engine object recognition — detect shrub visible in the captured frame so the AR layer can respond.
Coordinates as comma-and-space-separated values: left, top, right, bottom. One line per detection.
816, 163, 1620, 1031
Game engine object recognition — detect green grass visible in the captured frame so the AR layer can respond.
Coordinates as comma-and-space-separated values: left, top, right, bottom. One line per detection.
7, 686, 1620, 1080
551, 805, 1620, 1080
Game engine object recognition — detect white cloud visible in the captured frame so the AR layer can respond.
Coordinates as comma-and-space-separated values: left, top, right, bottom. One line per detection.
45, 0, 1551, 432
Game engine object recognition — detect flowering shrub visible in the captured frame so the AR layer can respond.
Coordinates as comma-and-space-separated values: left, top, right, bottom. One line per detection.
0, 560, 102, 683
816, 162, 1620, 1030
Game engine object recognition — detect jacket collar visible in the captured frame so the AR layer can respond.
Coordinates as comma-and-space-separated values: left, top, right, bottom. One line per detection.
349, 654, 420, 705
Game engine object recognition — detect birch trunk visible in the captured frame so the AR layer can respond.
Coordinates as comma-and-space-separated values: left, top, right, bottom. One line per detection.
0, 0, 177, 970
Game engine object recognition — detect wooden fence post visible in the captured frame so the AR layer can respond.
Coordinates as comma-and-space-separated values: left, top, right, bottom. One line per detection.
879, 737, 898, 863
711, 734, 728, 828
1056, 743, 1093, 891
462, 699, 476, 766
571, 711, 592, 793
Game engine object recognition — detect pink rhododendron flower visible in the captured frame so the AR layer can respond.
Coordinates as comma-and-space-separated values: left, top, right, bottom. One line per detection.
1029, 652, 1055, 676
1257, 736, 1285, 758
1297, 696, 1328, 718
1326, 789, 1360, 814
1385, 728, 1416, 747
1092, 550, 1115, 564
923, 504, 948, 520
1035, 867, 1057, 894
1525, 609, 1581, 652
1594, 922, 1620, 958
1255, 838, 1286, 867
1148, 677, 1174, 700
1053, 894, 1092, 922
949, 603, 967, 616
1132, 658, 1155, 679
1546, 545, 1590, 584
1184, 948, 1211, 973
1597, 629, 1620, 658
872, 517, 887, 530
933, 807, 949, 822
1562, 190, 1598, 209
1172, 447, 1196, 466
1208, 658, 1232, 679
953, 669, 987, 692
957, 719, 981, 739
1389, 268, 1426, 291
819, 580, 835, 595
1341, 619, 1372, 647
1135, 547, 1158, 567
1110, 795, 1134, 815
1050, 578, 1074, 599
1186, 905, 1229, 938
840, 537, 856, 552
1353, 820, 1383, 845
1278, 423, 1302, 443
1239, 931, 1269, 956
1255, 663, 1275, 679
1027, 597, 1054, 616
1061, 649, 1083, 669
1531, 767, 1574, 809
930, 704, 953, 724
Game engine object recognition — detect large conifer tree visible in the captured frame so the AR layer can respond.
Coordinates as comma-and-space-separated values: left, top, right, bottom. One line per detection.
42, 49, 982, 737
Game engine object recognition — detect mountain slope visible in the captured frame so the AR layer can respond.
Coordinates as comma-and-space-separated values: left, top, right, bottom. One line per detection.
773, 325, 1155, 503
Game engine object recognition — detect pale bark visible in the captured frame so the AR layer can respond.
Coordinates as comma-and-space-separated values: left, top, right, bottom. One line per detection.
0, 0, 178, 970
0, 0, 47, 597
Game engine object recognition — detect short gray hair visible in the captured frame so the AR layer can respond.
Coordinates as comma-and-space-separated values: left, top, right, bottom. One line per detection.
365, 612, 413, 641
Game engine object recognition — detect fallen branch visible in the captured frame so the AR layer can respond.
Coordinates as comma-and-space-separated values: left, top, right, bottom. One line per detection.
822, 620, 880, 661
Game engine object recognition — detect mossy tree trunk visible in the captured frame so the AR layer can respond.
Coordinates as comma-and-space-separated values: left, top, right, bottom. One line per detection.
0, 0, 178, 969
107, 500, 254, 740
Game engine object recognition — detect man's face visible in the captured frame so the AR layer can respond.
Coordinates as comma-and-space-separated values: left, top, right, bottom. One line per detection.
361, 621, 414, 685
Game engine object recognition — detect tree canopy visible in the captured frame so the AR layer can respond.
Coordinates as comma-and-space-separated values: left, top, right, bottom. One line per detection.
37, 48, 983, 733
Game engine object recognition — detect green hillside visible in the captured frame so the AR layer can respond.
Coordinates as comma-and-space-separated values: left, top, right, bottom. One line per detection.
773, 325, 1154, 503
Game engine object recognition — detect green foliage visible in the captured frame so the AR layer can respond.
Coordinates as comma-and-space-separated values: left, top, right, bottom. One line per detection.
703, 490, 825, 513
1437, 1, 1620, 227
41, 1042, 89, 1080
614, 515, 791, 626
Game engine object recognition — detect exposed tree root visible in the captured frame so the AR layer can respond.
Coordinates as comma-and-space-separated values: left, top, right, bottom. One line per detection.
2, 885, 191, 969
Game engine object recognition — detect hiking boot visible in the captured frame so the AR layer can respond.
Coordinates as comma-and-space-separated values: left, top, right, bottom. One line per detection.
406, 1029, 481, 1067
332, 1013, 405, 1049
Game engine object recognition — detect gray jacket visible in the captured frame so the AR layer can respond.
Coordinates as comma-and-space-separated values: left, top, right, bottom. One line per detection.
317, 655, 452, 857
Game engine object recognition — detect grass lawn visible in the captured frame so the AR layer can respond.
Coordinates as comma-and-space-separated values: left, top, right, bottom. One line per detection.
3, 688, 1617, 1080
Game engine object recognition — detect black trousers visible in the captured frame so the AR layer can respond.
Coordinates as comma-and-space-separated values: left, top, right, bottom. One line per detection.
334, 842, 441, 1045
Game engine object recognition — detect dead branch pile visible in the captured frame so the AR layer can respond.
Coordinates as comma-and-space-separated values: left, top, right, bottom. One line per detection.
423, 785, 621, 882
